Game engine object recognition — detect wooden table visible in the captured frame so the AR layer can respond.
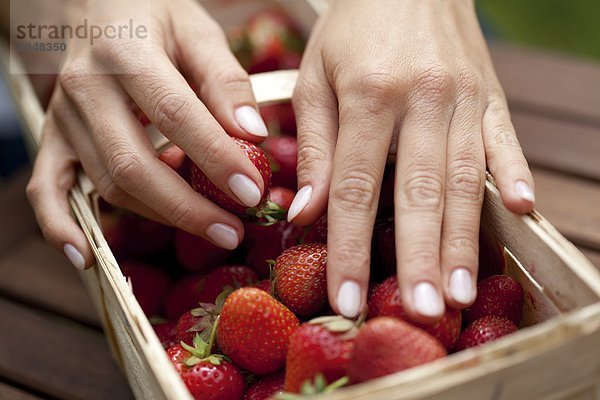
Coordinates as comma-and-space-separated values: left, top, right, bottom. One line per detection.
0, 41, 599, 400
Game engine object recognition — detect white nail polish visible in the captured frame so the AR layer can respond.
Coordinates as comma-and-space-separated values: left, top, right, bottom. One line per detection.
206, 224, 239, 250
337, 280, 361, 318
413, 282, 444, 317
64, 243, 85, 271
228, 174, 262, 207
287, 186, 312, 222
515, 180, 535, 203
449, 268, 474, 305
235, 106, 268, 137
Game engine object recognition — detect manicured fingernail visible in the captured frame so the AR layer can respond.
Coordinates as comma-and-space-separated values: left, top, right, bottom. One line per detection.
64, 243, 85, 271
337, 280, 361, 318
449, 268, 474, 305
287, 185, 312, 222
228, 173, 262, 207
235, 106, 268, 137
206, 223, 239, 250
413, 282, 444, 317
515, 180, 535, 203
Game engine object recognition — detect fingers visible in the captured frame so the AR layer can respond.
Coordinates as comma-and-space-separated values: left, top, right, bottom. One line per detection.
173, 6, 268, 140
483, 96, 535, 214
288, 55, 338, 225
26, 116, 94, 270
326, 85, 396, 318
440, 81, 486, 310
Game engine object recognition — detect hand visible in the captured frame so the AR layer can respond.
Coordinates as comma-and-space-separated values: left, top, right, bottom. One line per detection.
289, 0, 535, 321
27, 0, 269, 270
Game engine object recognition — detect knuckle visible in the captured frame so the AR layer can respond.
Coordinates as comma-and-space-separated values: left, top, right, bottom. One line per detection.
25, 178, 42, 204
58, 60, 90, 95
91, 37, 135, 69
193, 136, 229, 174
165, 199, 194, 228
331, 169, 379, 212
344, 69, 398, 115
332, 240, 371, 273
399, 169, 445, 210
153, 91, 193, 135
446, 163, 484, 202
403, 250, 439, 273
296, 142, 327, 173
108, 151, 144, 190
456, 68, 483, 105
410, 64, 455, 105
201, 66, 250, 99
97, 173, 128, 206
445, 234, 479, 258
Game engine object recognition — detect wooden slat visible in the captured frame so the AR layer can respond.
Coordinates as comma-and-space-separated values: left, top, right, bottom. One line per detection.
491, 41, 600, 125
0, 383, 42, 400
513, 111, 600, 181
0, 298, 133, 400
0, 168, 37, 256
0, 233, 100, 327
581, 248, 600, 272
532, 168, 600, 250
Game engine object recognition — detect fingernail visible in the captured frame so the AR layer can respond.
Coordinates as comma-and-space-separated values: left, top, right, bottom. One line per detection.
235, 106, 268, 137
337, 280, 361, 318
64, 243, 85, 271
287, 185, 312, 222
228, 174, 262, 207
413, 282, 444, 317
206, 223, 239, 250
515, 180, 535, 203
449, 268, 474, 305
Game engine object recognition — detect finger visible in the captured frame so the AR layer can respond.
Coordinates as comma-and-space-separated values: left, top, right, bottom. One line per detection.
440, 88, 486, 310
173, 6, 268, 140
287, 52, 338, 225
483, 95, 535, 214
26, 116, 94, 270
327, 88, 395, 318
395, 82, 455, 323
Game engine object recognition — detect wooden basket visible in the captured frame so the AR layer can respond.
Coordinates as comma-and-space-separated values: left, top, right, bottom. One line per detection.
3, 0, 600, 399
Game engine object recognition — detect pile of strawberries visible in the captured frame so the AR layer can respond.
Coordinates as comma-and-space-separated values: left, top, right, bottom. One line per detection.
98, 8, 529, 400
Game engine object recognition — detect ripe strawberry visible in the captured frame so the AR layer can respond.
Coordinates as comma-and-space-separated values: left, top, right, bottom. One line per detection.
164, 275, 206, 321
252, 186, 295, 226
120, 261, 171, 317
284, 316, 356, 393
175, 229, 232, 272
112, 213, 174, 258
478, 227, 505, 281
198, 265, 259, 304
454, 316, 518, 352
245, 221, 299, 278
167, 338, 245, 400
262, 137, 298, 190
217, 288, 299, 375
367, 277, 461, 351
303, 215, 327, 245
260, 104, 297, 136
254, 279, 272, 294
273, 244, 328, 318
243, 372, 284, 400
176, 304, 219, 346
267, 186, 295, 211
463, 275, 524, 326
191, 138, 271, 215
153, 321, 177, 349
347, 317, 447, 383
371, 219, 396, 281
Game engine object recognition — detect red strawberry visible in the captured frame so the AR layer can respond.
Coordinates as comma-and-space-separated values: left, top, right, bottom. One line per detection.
260, 104, 297, 136
371, 219, 396, 281
303, 215, 327, 245
367, 277, 461, 351
167, 339, 244, 400
164, 275, 206, 321
478, 227, 505, 281
199, 265, 259, 304
463, 275, 524, 326
267, 186, 295, 210
284, 317, 356, 393
273, 244, 328, 318
175, 229, 231, 272
262, 137, 297, 190
454, 316, 518, 351
243, 372, 284, 400
347, 317, 447, 383
191, 138, 271, 215
217, 288, 299, 375
176, 302, 220, 346
120, 261, 171, 317
153, 321, 177, 349
244, 220, 301, 278
252, 186, 295, 226
254, 279, 272, 294
116, 213, 174, 257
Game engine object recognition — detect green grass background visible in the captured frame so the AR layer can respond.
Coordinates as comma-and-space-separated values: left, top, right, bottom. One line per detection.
477, 0, 600, 61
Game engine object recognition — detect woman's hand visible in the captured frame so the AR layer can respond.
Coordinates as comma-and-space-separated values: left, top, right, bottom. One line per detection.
27, 0, 269, 269
289, 0, 535, 322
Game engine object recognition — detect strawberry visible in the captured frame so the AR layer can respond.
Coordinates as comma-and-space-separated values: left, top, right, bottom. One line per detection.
243, 372, 285, 400
176, 304, 218, 346
371, 219, 396, 281
120, 261, 171, 317
175, 229, 232, 272
303, 215, 327, 245
478, 228, 506, 281
267, 186, 295, 211
198, 265, 259, 304
367, 276, 461, 351
217, 288, 299, 375
273, 244, 328, 318
167, 336, 245, 400
260, 104, 297, 136
463, 275, 524, 326
262, 137, 298, 190
153, 320, 177, 349
251, 186, 295, 226
284, 316, 356, 393
454, 316, 518, 351
254, 279, 272, 294
191, 138, 271, 215
347, 317, 447, 383
164, 275, 206, 321
110, 213, 174, 258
